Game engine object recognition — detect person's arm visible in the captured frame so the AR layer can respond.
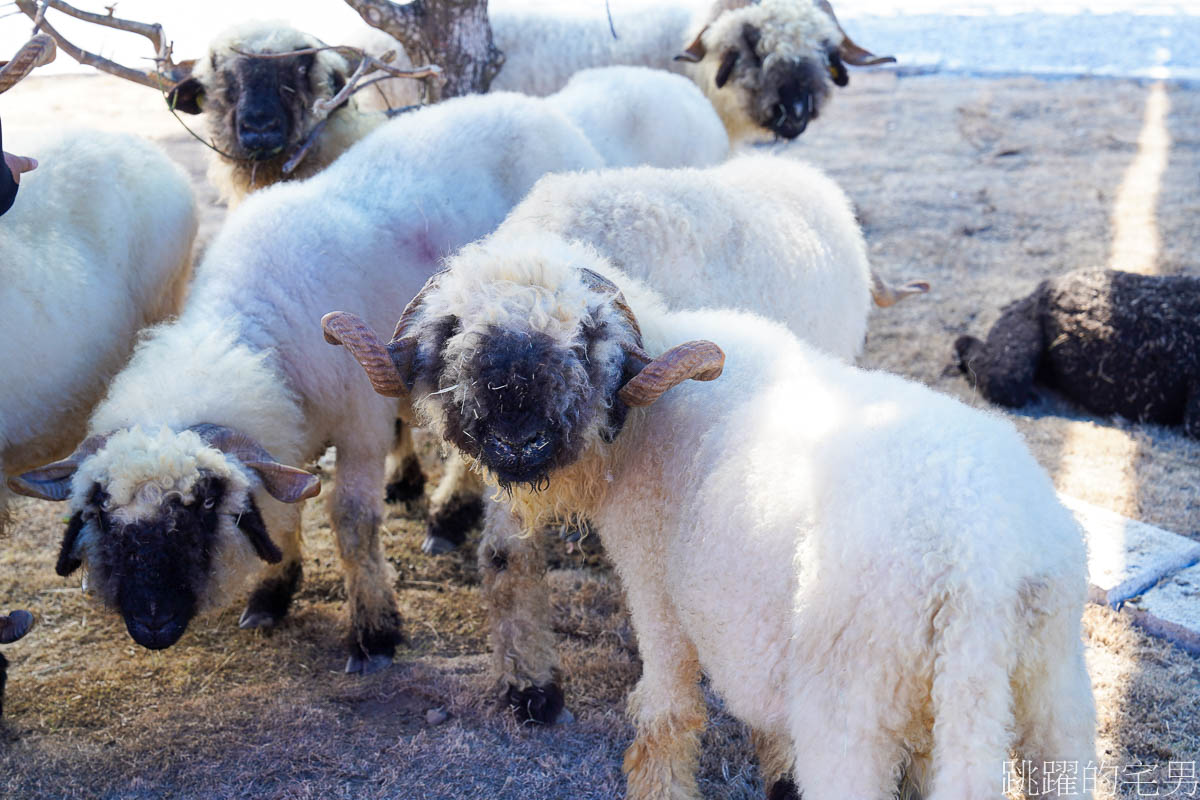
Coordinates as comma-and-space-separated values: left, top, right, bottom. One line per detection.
0, 119, 36, 216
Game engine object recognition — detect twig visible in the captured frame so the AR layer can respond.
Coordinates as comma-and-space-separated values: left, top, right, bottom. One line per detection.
281, 116, 328, 175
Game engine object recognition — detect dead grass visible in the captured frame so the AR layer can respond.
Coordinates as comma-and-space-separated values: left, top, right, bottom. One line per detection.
0, 72, 1198, 798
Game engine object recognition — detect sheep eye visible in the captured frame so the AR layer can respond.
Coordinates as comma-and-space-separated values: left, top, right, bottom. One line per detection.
202, 496, 217, 510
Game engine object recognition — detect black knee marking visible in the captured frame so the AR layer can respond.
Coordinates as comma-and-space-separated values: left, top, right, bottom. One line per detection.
347, 605, 404, 661
385, 456, 426, 504
506, 682, 565, 726
242, 561, 302, 626
425, 494, 485, 552
767, 775, 800, 800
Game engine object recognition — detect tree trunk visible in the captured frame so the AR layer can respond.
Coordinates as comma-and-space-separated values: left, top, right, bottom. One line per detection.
344, 0, 504, 100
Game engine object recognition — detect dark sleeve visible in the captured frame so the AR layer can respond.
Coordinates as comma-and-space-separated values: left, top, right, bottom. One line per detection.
0, 118, 18, 217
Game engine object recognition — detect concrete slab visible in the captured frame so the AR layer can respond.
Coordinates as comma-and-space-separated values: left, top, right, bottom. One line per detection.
1125, 563, 1200, 656
1057, 494, 1200, 607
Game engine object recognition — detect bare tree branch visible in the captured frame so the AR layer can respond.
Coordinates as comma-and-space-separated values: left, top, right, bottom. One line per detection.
343, 0, 503, 99
15, 0, 178, 90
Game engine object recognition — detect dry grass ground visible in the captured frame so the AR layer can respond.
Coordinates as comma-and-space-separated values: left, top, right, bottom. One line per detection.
0, 71, 1197, 798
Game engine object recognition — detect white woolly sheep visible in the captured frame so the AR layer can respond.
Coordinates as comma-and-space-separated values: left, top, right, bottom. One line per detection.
332, 239, 1097, 800
360, 0, 894, 142
1, 129, 196, 534
9, 71, 729, 673
166, 21, 386, 207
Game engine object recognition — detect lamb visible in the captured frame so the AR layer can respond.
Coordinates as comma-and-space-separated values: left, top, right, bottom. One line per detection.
955, 268, 1200, 437
329, 239, 1096, 800
360, 0, 894, 142
1, 130, 197, 534
8, 71, 729, 673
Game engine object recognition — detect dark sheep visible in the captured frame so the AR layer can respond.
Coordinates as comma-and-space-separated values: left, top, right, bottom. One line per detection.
955, 268, 1200, 436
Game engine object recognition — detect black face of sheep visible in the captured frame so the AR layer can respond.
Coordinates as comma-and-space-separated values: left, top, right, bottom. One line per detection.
57, 477, 279, 650
427, 325, 628, 490
169, 49, 335, 163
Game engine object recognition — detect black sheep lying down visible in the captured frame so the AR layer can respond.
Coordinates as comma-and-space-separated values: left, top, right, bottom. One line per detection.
955, 268, 1200, 437
0, 609, 33, 716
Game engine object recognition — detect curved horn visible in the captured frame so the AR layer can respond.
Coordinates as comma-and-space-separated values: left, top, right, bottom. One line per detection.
815, 0, 896, 67
189, 424, 320, 503
675, 25, 709, 63
619, 340, 725, 407
392, 269, 446, 343
6, 433, 112, 500
323, 311, 408, 398
0, 34, 56, 93
871, 271, 930, 308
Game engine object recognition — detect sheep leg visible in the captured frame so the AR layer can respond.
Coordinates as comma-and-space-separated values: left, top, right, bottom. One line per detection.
423, 450, 485, 554
0, 651, 7, 717
752, 729, 799, 800
478, 501, 565, 724
239, 502, 304, 629
954, 288, 1045, 408
331, 442, 402, 675
622, 582, 705, 800
1012, 597, 1096, 798
384, 418, 426, 504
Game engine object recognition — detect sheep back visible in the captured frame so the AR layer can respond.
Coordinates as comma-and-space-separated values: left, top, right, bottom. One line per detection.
0, 130, 196, 479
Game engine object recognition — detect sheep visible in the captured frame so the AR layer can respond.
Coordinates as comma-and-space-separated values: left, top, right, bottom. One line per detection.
9, 71, 730, 673
329, 238, 1097, 800
165, 21, 386, 207
0, 609, 34, 718
359, 0, 894, 143
955, 268, 1200, 437
362, 154, 922, 737
0, 129, 196, 535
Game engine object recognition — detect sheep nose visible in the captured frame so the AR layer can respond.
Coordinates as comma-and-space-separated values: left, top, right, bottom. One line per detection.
237, 113, 286, 156
125, 608, 189, 650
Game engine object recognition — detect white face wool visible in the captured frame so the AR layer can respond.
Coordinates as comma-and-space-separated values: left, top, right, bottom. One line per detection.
702, 0, 840, 61
69, 426, 251, 523
195, 21, 350, 92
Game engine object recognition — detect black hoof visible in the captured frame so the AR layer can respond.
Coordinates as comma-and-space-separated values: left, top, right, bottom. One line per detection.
344, 652, 394, 675
0, 610, 34, 644
385, 457, 426, 504
240, 562, 301, 629
767, 776, 801, 800
344, 618, 402, 676
423, 494, 483, 554
506, 682, 566, 726
421, 535, 458, 555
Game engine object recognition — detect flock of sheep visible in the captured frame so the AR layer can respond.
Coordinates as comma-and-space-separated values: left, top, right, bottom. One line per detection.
6, 0, 1192, 797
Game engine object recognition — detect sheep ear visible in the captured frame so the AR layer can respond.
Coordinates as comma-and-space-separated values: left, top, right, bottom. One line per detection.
236, 498, 283, 564
675, 26, 708, 63
244, 462, 321, 504
167, 77, 205, 114
55, 511, 86, 577
618, 341, 725, 407
715, 49, 739, 89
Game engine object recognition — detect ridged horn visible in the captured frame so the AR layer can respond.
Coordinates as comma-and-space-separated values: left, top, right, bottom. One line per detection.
189, 424, 319, 503
6, 433, 111, 500
871, 271, 930, 308
618, 340, 726, 407
323, 311, 409, 398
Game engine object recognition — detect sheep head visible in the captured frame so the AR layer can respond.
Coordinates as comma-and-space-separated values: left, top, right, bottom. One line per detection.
167, 22, 354, 168
324, 239, 723, 491
677, 0, 894, 141
8, 425, 317, 651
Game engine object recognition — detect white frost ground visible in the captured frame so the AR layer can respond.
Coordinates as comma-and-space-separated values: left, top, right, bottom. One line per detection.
1, 0, 1198, 84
